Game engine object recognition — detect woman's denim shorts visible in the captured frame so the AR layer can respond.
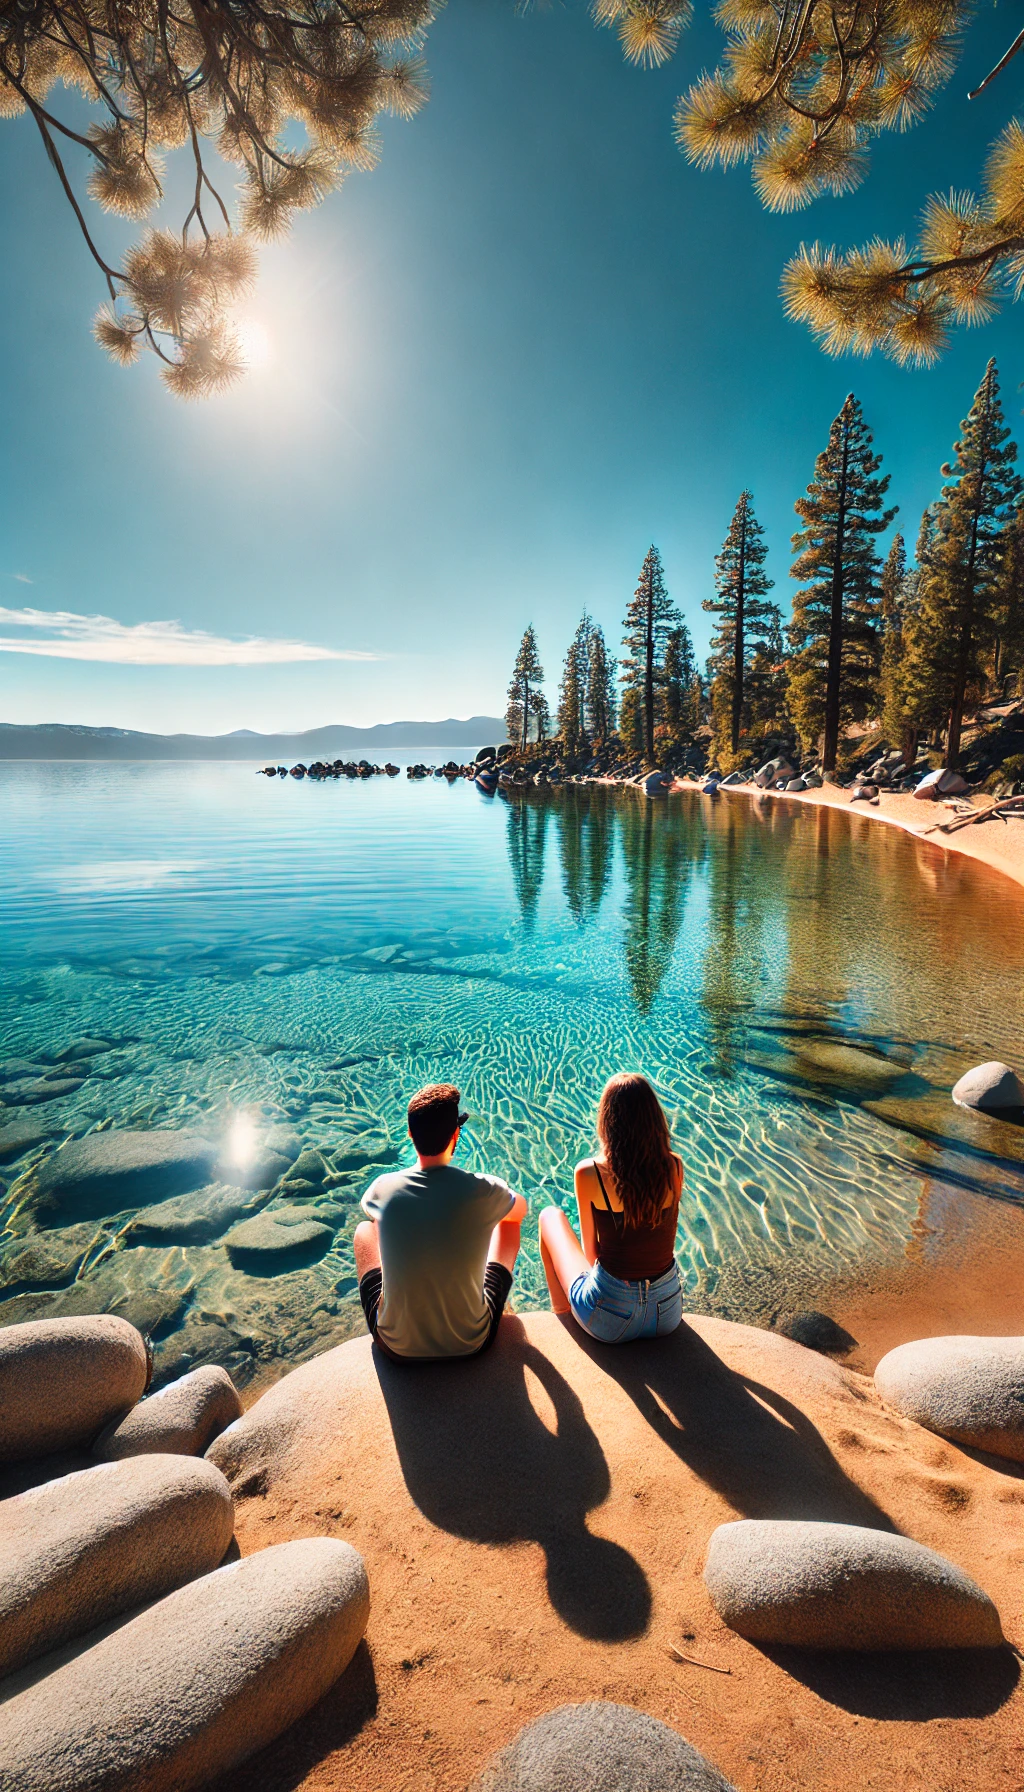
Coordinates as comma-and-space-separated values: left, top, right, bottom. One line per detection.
568, 1260, 683, 1344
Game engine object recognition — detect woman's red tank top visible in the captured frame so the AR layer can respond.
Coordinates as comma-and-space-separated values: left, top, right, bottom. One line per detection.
591, 1160, 680, 1282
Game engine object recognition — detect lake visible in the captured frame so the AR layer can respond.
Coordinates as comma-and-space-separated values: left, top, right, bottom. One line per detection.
2, 760, 1023, 1385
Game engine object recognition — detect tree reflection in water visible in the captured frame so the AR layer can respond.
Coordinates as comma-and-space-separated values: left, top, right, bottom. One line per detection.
555, 786, 615, 927
619, 796, 696, 1015
505, 791, 551, 932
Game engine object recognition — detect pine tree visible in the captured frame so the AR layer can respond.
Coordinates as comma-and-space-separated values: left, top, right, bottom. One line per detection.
622, 545, 676, 763
585, 626, 617, 744
900, 361, 1022, 766
661, 623, 699, 740
558, 614, 591, 760
995, 505, 1024, 696
506, 626, 545, 755
703, 491, 778, 762
878, 533, 916, 764
787, 396, 897, 771
744, 606, 790, 742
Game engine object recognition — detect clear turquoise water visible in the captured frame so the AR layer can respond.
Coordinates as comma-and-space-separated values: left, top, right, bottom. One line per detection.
2, 761, 1023, 1380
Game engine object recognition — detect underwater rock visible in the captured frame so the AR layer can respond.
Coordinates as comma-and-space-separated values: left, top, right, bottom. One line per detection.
0, 1260, 191, 1341
0, 1454, 234, 1678
152, 1321, 247, 1388
0, 1538, 369, 1792
216, 1146, 294, 1192
50, 1039, 115, 1063
29, 1131, 218, 1226
332, 1139, 399, 1172
290, 1147, 328, 1184
875, 1336, 1024, 1464
951, 1061, 1024, 1112
0, 1316, 149, 1462
128, 1184, 266, 1245
0, 1121, 57, 1164
470, 1704, 738, 1792
2, 1078, 85, 1108
791, 1039, 905, 1094
704, 1519, 1002, 1650
0, 1225, 96, 1294
224, 1207, 334, 1269
94, 1365, 243, 1461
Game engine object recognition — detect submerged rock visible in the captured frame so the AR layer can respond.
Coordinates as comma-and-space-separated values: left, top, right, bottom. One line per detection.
2, 1077, 85, 1108
0, 1121, 57, 1164
0, 1316, 149, 1462
0, 1225, 96, 1294
29, 1132, 218, 1226
703, 1518, 1002, 1650
0, 1454, 233, 1677
471, 1704, 738, 1792
152, 1321, 248, 1388
224, 1206, 334, 1269
93, 1365, 243, 1461
0, 1538, 370, 1792
874, 1336, 1024, 1464
128, 1184, 266, 1245
951, 1061, 1024, 1113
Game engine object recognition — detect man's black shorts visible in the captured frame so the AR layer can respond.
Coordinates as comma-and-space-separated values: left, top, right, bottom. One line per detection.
358, 1263, 513, 1362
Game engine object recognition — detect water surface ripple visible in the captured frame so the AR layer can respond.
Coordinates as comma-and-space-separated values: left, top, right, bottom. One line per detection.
1, 762, 1022, 1381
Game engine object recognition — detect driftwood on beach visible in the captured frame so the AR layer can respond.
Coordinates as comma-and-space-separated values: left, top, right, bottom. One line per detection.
922, 795, 1024, 836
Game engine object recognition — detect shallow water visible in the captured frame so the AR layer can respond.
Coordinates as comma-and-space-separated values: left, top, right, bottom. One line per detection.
2, 762, 1023, 1383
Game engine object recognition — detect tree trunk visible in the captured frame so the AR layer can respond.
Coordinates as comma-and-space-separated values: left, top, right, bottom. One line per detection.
521, 678, 530, 753
902, 725, 918, 771
946, 476, 985, 770
645, 589, 655, 762
731, 515, 746, 756
822, 423, 851, 773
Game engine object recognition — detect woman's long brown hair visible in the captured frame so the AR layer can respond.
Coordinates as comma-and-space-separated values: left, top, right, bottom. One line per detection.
596, 1073, 678, 1228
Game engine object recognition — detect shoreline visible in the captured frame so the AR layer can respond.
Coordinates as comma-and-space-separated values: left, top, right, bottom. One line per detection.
672, 774, 1024, 894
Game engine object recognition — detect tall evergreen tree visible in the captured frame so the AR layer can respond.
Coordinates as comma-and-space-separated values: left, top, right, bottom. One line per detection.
703, 491, 778, 760
622, 545, 676, 763
558, 614, 591, 759
995, 505, 1024, 695
787, 396, 896, 772
878, 533, 916, 764
506, 626, 545, 755
585, 626, 617, 743
900, 361, 1022, 766
661, 623, 699, 739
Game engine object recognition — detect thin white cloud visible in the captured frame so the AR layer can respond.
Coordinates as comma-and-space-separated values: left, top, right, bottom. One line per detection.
0, 605, 375, 667
12, 574, 32, 584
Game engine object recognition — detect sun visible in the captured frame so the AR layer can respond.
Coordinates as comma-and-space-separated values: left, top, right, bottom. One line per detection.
235, 317, 272, 371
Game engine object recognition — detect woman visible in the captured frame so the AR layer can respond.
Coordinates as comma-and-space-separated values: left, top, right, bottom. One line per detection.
538, 1073, 683, 1344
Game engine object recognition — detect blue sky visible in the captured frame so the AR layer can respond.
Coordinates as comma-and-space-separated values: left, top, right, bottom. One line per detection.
1, 0, 1023, 734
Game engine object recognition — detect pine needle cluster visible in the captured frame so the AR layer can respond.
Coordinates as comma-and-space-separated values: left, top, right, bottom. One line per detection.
676, 0, 968, 214
781, 122, 1024, 363
0, 0, 433, 393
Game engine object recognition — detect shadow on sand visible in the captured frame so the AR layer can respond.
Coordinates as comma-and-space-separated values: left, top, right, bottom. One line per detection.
759, 1642, 1020, 1719
375, 1315, 652, 1642
570, 1316, 895, 1527
210, 1641, 379, 1792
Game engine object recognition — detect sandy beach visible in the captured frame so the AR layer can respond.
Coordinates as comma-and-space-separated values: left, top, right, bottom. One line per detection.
675, 777, 1024, 894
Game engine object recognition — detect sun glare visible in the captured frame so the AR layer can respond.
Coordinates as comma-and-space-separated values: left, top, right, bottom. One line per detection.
224, 1111, 260, 1169
235, 318, 272, 371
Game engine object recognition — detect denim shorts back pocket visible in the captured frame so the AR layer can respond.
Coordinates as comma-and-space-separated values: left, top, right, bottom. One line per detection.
582, 1296, 638, 1345
655, 1285, 683, 1336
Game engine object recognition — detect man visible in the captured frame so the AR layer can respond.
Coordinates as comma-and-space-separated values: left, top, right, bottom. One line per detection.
354, 1083, 526, 1361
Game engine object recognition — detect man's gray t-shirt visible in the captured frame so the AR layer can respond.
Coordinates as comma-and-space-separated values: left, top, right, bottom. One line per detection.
361, 1164, 515, 1358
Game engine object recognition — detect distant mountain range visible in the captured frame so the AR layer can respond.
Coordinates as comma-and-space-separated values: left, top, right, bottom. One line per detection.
0, 718, 506, 761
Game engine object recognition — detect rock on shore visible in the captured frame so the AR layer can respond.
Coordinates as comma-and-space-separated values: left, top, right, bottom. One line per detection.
93, 1365, 243, 1461
874, 1335, 1024, 1463
0, 1454, 234, 1677
703, 1518, 1002, 1650
470, 1703, 738, 1791
0, 1537, 370, 1792
0, 1316, 149, 1461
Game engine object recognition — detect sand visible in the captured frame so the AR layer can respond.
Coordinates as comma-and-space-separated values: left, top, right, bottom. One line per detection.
677, 778, 1024, 893
209, 1312, 1024, 1792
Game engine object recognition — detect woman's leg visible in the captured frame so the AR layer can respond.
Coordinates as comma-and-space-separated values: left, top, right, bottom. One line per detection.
353, 1220, 381, 1279
538, 1205, 590, 1316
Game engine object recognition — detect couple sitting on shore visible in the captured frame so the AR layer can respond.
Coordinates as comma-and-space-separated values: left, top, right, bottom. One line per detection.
355, 1072, 683, 1361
